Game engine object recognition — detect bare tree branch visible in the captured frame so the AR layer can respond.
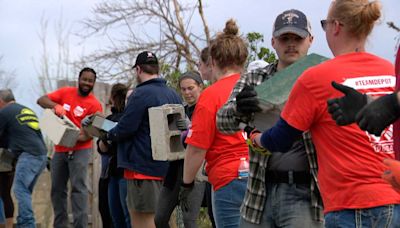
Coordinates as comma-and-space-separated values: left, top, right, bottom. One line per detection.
75, 0, 210, 81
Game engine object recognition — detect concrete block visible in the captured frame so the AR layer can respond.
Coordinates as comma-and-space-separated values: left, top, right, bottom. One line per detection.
39, 109, 80, 147
83, 114, 117, 137
253, 53, 329, 131
149, 104, 186, 161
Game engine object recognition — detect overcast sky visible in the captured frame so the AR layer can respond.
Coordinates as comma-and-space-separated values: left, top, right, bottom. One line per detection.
0, 0, 399, 113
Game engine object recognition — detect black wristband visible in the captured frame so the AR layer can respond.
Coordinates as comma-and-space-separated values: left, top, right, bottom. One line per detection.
181, 181, 194, 188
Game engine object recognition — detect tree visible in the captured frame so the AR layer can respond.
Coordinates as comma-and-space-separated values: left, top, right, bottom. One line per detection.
77, 0, 210, 82
246, 32, 276, 64
0, 56, 17, 89
34, 15, 74, 95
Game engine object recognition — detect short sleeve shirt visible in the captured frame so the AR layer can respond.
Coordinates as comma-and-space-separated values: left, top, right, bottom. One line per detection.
282, 52, 400, 213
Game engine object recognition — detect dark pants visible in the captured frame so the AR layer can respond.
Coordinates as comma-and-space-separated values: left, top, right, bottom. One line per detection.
51, 149, 90, 228
0, 171, 14, 218
99, 178, 113, 228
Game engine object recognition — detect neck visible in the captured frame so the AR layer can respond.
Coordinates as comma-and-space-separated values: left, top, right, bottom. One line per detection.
139, 74, 158, 83
276, 61, 291, 72
332, 36, 366, 57
212, 66, 242, 82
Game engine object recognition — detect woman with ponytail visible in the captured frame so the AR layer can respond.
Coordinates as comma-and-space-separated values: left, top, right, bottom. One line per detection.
181, 19, 249, 227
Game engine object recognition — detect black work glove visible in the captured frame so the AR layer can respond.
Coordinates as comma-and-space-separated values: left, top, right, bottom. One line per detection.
98, 130, 109, 141
356, 92, 400, 136
176, 118, 189, 131
243, 125, 260, 139
236, 85, 262, 115
46, 157, 51, 171
327, 81, 367, 126
178, 181, 194, 212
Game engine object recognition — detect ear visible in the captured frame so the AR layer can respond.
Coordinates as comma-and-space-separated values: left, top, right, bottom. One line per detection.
333, 20, 341, 36
308, 35, 314, 44
271, 37, 276, 48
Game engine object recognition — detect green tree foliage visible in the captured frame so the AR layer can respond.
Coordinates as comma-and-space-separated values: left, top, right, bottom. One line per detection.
246, 32, 276, 64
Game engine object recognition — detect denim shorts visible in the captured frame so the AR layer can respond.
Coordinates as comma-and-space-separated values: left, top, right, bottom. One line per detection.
126, 179, 162, 213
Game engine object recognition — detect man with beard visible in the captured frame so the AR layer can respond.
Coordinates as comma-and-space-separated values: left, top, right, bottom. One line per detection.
37, 67, 102, 228
216, 10, 323, 227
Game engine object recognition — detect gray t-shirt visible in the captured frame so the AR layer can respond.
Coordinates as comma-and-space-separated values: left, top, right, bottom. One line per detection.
0, 103, 46, 156
267, 138, 309, 172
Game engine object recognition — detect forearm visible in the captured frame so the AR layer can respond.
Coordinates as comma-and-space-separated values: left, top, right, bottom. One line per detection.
183, 144, 207, 184
254, 117, 303, 152
37, 95, 57, 109
77, 130, 92, 142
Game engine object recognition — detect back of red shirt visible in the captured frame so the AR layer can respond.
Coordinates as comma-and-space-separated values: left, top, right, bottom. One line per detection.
186, 74, 249, 191
282, 52, 400, 213
47, 87, 103, 152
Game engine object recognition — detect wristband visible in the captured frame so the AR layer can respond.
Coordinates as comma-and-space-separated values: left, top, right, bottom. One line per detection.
181, 181, 194, 188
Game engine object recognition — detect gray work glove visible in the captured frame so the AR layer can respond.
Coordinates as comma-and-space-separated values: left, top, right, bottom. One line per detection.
176, 118, 190, 131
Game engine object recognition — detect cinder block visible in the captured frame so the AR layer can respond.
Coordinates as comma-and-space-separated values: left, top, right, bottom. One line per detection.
149, 104, 185, 161
253, 53, 329, 131
83, 114, 117, 137
39, 109, 80, 147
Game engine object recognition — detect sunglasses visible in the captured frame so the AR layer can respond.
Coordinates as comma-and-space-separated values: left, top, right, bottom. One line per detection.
321, 19, 343, 31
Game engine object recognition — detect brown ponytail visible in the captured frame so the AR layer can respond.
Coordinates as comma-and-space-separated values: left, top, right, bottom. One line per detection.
209, 19, 248, 70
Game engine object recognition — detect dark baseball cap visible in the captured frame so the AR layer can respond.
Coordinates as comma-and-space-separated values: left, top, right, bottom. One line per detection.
132, 51, 158, 68
273, 9, 312, 38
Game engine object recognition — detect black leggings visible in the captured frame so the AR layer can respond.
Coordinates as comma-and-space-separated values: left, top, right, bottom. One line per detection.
0, 171, 14, 218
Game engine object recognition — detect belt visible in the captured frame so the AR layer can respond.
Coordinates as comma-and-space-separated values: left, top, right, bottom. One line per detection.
265, 170, 310, 184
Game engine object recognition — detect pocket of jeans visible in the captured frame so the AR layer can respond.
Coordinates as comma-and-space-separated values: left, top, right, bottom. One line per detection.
293, 183, 311, 200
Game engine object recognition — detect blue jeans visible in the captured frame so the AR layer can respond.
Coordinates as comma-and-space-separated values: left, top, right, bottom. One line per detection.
0, 198, 5, 224
240, 183, 323, 228
212, 178, 247, 228
108, 176, 131, 228
13, 153, 46, 228
325, 204, 400, 228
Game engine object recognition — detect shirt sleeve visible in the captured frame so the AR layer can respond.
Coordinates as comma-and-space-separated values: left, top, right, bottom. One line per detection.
281, 79, 319, 132
47, 87, 66, 103
216, 68, 269, 134
108, 89, 146, 141
186, 102, 216, 150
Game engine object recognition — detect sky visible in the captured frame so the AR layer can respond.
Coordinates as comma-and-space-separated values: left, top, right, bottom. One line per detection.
0, 0, 399, 113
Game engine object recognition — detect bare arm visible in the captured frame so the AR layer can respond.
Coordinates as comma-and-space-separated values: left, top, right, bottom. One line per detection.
183, 144, 207, 184
37, 95, 57, 109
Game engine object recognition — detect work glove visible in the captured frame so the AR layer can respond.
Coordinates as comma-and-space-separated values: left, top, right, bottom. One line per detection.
243, 125, 271, 155
46, 157, 51, 171
179, 181, 194, 212
356, 92, 400, 136
236, 85, 262, 116
81, 115, 93, 127
327, 81, 367, 126
382, 158, 400, 192
176, 118, 190, 131
53, 104, 66, 117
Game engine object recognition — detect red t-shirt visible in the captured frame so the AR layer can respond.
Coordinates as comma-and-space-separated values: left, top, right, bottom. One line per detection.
47, 87, 103, 152
282, 52, 400, 213
186, 74, 248, 191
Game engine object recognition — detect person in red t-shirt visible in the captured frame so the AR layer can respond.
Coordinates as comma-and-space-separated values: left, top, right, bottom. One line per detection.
248, 0, 400, 227
180, 19, 249, 227
37, 67, 102, 228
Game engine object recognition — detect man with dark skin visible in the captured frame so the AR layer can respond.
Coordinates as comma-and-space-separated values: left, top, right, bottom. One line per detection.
37, 67, 102, 228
